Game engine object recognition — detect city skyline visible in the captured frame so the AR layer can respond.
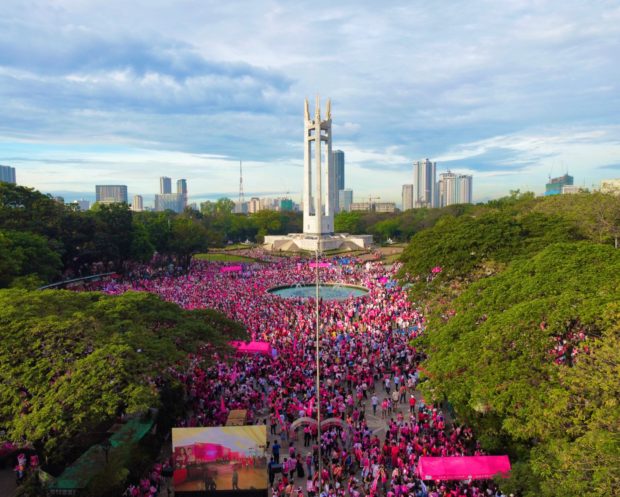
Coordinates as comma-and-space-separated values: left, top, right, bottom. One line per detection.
0, 1, 619, 203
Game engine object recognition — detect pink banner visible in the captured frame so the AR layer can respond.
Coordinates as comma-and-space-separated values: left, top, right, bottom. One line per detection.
309, 262, 331, 268
229, 340, 273, 356
416, 456, 511, 481
221, 265, 243, 273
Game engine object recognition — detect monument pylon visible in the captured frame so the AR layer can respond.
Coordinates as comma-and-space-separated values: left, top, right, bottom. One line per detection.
303, 97, 336, 238
263, 98, 373, 252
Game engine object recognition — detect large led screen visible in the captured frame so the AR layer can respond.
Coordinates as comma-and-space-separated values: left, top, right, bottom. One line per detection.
172, 426, 268, 494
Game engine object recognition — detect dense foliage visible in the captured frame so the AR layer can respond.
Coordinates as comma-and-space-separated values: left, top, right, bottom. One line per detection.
0, 289, 245, 461
400, 192, 620, 497
0, 182, 303, 286
335, 203, 474, 242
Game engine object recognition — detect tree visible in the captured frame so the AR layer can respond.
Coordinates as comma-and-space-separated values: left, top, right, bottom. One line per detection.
0, 182, 65, 238
529, 302, 620, 497
334, 211, 363, 234
415, 242, 620, 496
90, 203, 134, 270
251, 210, 283, 238
57, 209, 97, 274
168, 217, 210, 269
400, 210, 582, 290
531, 192, 620, 248
215, 197, 235, 215
134, 212, 173, 255
370, 218, 402, 241
130, 222, 155, 263
0, 289, 246, 462
0, 230, 62, 287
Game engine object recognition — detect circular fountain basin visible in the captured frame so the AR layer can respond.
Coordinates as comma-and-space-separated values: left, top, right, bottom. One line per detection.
268, 283, 369, 301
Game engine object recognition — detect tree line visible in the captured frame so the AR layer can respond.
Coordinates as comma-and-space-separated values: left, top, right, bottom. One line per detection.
0, 289, 246, 480
399, 191, 620, 497
1, 180, 480, 288
0, 183, 301, 287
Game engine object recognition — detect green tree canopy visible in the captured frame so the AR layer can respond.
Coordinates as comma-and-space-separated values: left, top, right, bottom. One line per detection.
0, 289, 246, 461
415, 242, 620, 496
334, 211, 364, 234
0, 230, 62, 287
169, 216, 210, 269
400, 210, 583, 288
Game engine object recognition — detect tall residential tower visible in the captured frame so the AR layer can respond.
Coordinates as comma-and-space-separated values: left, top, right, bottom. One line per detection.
332, 150, 345, 212
0, 165, 16, 184
402, 184, 414, 211
177, 179, 188, 209
95, 185, 128, 204
437, 171, 473, 207
160, 176, 172, 194
413, 159, 437, 208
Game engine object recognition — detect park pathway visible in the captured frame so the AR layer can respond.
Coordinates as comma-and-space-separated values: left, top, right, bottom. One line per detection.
0, 468, 16, 497
154, 375, 427, 496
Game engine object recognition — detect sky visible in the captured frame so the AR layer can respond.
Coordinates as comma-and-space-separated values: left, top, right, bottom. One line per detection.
1, 0, 619, 206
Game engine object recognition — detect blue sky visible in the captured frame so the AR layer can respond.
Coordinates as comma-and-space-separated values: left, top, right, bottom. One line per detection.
1, 0, 619, 205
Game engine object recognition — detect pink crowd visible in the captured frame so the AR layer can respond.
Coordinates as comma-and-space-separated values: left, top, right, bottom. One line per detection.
101, 253, 508, 497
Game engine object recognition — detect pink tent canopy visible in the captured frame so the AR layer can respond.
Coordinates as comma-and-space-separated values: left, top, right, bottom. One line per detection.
416, 456, 511, 481
229, 340, 274, 356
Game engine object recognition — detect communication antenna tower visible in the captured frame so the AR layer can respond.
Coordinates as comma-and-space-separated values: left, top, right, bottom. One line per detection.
238, 160, 245, 205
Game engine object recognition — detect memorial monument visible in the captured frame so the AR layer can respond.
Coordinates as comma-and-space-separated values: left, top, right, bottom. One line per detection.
264, 98, 372, 252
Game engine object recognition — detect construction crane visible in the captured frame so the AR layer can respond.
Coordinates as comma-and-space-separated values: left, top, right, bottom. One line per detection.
367, 196, 380, 211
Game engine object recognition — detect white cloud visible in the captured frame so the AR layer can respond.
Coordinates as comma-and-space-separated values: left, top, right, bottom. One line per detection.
0, 0, 619, 202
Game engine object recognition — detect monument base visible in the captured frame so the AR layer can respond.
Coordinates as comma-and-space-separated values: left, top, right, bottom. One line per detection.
263, 233, 373, 252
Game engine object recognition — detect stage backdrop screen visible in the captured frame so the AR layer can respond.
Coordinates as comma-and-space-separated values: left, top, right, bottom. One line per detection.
172, 426, 268, 494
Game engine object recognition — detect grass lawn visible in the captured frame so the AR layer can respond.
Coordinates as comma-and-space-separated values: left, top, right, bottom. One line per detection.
383, 253, 403, 264
193, 253, 256, 262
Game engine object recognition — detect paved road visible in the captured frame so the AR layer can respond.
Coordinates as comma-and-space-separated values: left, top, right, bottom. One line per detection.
155, 377, 423, 496
0, 468, 16, 497
265, 378, 424, 493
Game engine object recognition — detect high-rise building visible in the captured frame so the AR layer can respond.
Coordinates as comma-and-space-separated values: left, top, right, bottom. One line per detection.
248, 197, 261, 214
0, 165, 16, 184
338, 189, 353, 212
561, 185, 583, 195
545, 174, 573, 196
132, 195, 144, 212
350, 202, 372, 212
332, 150, 345, 212
177, 179, 188, 209
72, 199, 90, 211
350, 201, 395, 213
413, 159, 437, 208
160, 176, 172, 194
374, 202, 396, 213
402, 184, 414, 211
437, 171, 473, 207
234, 201, 248, 214
458, 174, 473, 204
600, 178, 620, 195
96, 185, 128, 204
154, 193, 184, 213
437, 171, 454, 207
279, 199, 294, 211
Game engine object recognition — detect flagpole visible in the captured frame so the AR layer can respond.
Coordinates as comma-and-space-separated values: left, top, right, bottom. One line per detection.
315, 242, 322, 490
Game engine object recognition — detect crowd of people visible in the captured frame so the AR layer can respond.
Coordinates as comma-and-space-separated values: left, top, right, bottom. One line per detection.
99, 253, 508, 497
